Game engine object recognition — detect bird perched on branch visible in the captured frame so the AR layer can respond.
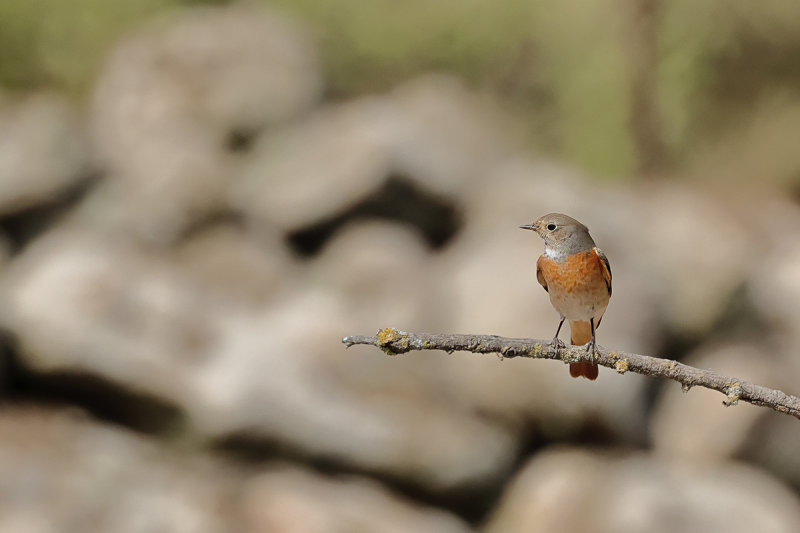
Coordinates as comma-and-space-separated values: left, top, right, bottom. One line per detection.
520, 213, 611, 380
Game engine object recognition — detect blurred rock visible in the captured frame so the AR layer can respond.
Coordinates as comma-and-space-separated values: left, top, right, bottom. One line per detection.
745, 194, 800, 254
232, 74, 515, 231
0, 407, 471, 533
209, 292, 517, 492
484, 447, 800, 533
628, 182, 754, 337
0, 91, 88, 214
689, 94, 800, 191
90, 4, 321, 241
650, 343, 772, 459
745, 205, 800, 486
172, 221, 296, 305
80, 127, 234, 243
743, 407, 800, 492
0, 233, 12, 269
0, 228, 232, 405
381, 75, 517, 198
311, 220, 444, 331
730, 231, 800, 488
206, 224, 517, 490
241, 466, 472, 533
0, 225, 516, 492
749, 225, 800, 345
0, 407, 234, 533
232, 98, 390, 230
92, 4, 320, 139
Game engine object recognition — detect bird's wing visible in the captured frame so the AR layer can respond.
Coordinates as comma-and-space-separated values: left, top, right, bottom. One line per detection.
536, 255, 548, 293
593, 247, 612, 296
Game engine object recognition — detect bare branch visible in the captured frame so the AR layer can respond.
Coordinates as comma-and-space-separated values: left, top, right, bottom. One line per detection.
342, 328, 800, 420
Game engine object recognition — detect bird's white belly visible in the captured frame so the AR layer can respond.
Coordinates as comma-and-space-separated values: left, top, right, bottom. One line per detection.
548, 285, 608, 321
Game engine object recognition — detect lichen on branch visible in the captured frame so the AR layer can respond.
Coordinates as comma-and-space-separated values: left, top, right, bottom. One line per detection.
342, 328, 800, 420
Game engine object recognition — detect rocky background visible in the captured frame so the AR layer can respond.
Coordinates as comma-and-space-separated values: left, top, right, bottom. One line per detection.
2, 1, 800, 532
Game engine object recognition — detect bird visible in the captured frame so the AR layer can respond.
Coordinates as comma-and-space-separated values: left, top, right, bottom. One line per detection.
520, 213, 611, 380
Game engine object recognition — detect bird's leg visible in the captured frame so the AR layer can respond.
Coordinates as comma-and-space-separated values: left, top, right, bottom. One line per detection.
551, 317, 566, 352
585, 317, 598, 363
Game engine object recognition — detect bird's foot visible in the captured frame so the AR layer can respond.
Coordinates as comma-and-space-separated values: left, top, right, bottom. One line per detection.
551, 337, 567, 353
585, 339, 599, 364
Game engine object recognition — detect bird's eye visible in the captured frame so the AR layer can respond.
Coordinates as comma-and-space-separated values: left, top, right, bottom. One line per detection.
546, 223, 557, 231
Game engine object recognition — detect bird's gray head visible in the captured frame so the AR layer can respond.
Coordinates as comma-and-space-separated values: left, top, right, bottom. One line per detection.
519, 213, 596, 259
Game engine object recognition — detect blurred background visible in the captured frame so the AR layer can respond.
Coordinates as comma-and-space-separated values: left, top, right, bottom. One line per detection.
1, 0, 800, 531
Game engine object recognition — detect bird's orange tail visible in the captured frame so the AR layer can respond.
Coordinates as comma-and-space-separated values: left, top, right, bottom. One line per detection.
569, 320, 598, 380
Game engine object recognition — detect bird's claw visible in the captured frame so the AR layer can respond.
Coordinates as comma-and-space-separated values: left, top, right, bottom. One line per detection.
585, 340, 598, 364
551, 337, 567, 352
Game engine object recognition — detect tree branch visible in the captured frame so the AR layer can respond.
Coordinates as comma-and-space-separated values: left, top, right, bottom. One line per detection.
342, 328, 800, 420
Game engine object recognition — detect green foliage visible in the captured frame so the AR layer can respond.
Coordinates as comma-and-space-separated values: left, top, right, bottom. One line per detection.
0, 0, 184, 93
658, 0, 800, 182
267, 0, 637, 177
267, 0, 534, 93
527, 1, 633, 178
1, 0, 799, 181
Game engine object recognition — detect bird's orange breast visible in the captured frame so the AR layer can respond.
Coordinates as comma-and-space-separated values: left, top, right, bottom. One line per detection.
537, 250, 606, 294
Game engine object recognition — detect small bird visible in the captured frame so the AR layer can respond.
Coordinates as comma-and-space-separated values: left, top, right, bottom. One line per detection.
520, 213, 611, 380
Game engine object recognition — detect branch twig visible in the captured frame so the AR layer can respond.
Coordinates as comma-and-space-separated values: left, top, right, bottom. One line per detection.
342, 328, 800, 420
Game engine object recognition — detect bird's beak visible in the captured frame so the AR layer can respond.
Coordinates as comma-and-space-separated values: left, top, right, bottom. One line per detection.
519, 223, 536, 231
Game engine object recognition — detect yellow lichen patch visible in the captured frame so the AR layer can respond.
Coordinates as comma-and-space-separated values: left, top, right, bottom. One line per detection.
376, 327, 409, 355
724, 382, 742, 406
614, 359, 629, 374
533, 344, 544, 355
377, 327, 400, 344
609, 351, 619, 359
562, 351, 575, 363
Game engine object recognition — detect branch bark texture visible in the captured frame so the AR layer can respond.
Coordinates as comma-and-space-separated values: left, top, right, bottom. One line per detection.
342, 328, 800, 420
